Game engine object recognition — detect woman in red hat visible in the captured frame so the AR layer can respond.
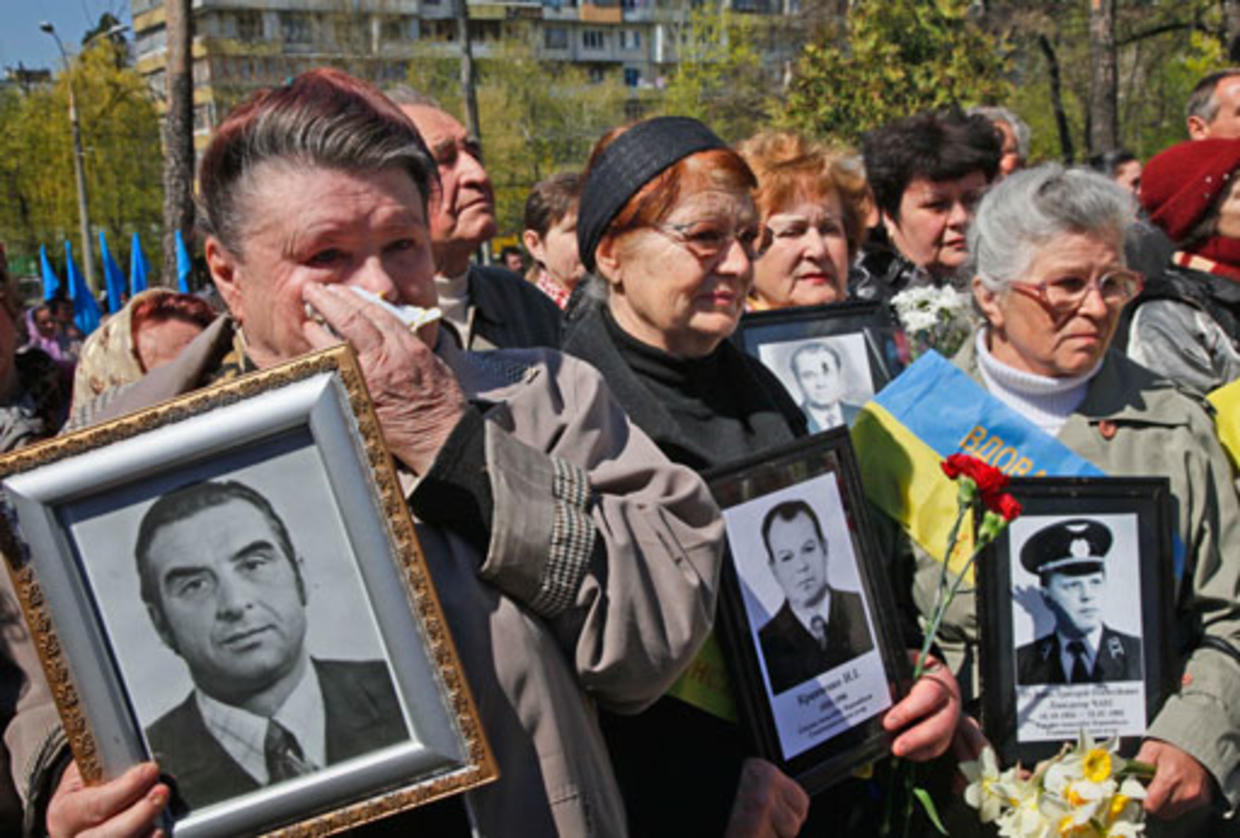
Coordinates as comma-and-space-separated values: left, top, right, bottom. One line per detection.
1129, 138, 1240, 393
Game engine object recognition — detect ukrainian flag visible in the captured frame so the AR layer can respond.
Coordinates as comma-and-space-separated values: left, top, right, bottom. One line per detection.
1208, 379, 1240, 473
850, 351, 1102, 579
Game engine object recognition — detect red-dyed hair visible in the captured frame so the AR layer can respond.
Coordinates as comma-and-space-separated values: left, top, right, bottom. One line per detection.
130, 292, 216, 338
197, 68, 434, 256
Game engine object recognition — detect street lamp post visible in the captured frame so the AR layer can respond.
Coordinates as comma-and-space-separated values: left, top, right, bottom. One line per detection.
41, 21, 106, 295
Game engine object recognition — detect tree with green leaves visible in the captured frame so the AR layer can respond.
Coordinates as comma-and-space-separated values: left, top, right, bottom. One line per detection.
782, 0, 1012, 145
657, 7, 781, 142
0, 38, 164, 280
407, 39, 628, 237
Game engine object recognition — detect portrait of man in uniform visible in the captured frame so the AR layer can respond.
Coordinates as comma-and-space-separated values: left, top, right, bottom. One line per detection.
788, 341, 864, 432
1015, 518, 1143, 686
756, 499, 874, 695
137, 479, 410, 811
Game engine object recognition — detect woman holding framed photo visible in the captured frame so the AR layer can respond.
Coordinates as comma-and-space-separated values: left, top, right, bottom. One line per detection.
562, 115, 962, 837
936, 164, 1240, 830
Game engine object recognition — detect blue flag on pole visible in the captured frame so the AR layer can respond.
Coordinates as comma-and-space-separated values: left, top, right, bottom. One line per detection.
65, 241, 100, 335
39, 245, 61, 301
175, 229, 192, 293
99, 231, 126, 314
129, 232, 149, 295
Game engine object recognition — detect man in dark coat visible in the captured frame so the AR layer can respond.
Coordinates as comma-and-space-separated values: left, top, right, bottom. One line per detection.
1015, 519, 1143, 686
137, 480, 409, 812
756, 500, 874, 695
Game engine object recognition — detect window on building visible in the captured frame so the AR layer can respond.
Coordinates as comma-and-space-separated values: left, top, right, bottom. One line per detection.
623, 67, 640, 87
619, 29, 641, 49
544, 27, 568, 49
381, 16, 409, 42
236, 10, 263, 41
582, 29, 605, 50
280, 12, 312, 44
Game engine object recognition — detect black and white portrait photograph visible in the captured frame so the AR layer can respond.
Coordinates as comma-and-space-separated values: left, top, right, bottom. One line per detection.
66, 441, 413, 815
757, 334, 874, 431
1007, 512, 1147, 745
722, 472, 889, 761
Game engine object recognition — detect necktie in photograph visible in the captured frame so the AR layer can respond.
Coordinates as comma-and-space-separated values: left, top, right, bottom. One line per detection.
811, 615, 828, 652
1067, 640, 1090, 684
265, 719, 314, 782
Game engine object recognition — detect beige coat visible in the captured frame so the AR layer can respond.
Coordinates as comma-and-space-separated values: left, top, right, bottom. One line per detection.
4, 317, 725, 836
910, 338, 1240, 808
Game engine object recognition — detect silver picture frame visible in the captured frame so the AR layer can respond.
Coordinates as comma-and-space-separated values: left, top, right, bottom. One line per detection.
0, 346, 496, 836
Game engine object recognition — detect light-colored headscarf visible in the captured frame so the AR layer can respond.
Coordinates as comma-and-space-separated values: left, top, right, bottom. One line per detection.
71, 289, 170, 407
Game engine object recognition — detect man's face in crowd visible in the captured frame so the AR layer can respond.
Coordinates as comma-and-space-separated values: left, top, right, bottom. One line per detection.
766, 511, 830, 611
793, 346, 845, 409
399, 104, 497, 253
1190, 76, 1240, 140
144, 499, 308, 704
33, 307, 56, 338
1042, 570, 1105, 639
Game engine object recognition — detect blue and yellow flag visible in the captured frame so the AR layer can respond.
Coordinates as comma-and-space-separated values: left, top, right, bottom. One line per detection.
850, 351, 1103, 578
1208, 379, 1240, 474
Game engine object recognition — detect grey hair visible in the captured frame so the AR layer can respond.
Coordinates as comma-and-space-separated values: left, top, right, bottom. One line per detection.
1187, 69, 1240, 123
383, 84, 442, 110
198, 68, 437, 258
968, 163, 1136, 291
967, 105, 1031, 160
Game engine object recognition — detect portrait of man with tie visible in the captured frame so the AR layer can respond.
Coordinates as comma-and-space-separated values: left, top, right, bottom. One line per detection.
136, 480, 410, 812
755, 499, 875, 695
1014, 518, 1143, 686
788, 340, 865, 432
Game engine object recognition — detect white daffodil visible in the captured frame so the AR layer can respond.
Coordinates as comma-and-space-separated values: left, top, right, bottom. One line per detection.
962, 746, 1007, 823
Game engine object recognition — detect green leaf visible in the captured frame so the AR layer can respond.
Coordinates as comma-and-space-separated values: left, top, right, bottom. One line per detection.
912, 787, 948, 835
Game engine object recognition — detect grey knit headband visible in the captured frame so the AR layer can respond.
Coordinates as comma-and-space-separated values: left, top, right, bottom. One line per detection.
576, 116, 728, 273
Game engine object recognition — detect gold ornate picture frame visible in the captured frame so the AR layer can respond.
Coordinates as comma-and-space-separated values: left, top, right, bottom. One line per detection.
0, 346, 496, 837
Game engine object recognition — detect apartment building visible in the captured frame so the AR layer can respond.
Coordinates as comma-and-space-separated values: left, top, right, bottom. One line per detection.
131, 0, 799, 141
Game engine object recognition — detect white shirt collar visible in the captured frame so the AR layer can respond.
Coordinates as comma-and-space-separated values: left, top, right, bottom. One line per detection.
1058, 625, 1104, 681
195, 659, 326, 784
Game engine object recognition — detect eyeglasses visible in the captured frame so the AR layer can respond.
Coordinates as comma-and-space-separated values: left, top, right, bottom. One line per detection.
652, 220, 769, 262
1009, 268, 1143, 315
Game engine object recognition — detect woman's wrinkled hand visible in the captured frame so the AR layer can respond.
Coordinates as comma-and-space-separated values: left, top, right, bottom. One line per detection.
882, 651, 961, 762
47, 761, 166, 838
724, 757, 810, 838
302, 283, 465, 475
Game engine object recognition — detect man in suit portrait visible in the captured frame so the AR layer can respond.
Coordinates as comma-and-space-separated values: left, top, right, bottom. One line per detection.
136, 480, 409, 812
789, 341, 863, 432
1015, 518, 1143, 686
756, 499, 874, 695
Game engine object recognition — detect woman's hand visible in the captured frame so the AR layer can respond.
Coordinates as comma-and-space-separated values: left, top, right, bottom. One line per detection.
47, 761, 167, 838
881, 651, 961, 762
302, 283, 465, 475
1136, 739, 1213, 820
724, 758, 810, 838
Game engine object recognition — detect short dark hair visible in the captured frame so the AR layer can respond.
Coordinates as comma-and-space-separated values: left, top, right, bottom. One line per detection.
1187, 69, 1240, 123
499, 245, 522, 260
135, 480, 303, 618
862, 107, 1002, 220
524, 172, 582, 237
790, 341, 842, 380
1087, 149, 1137, 178
760, 500, 826, 563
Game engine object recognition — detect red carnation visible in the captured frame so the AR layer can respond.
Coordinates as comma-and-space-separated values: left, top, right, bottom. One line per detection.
992, 493, 1022, 522
940, 453, 1009, 497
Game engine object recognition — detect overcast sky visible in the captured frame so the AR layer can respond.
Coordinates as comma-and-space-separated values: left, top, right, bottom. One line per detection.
1, 0, 133, 75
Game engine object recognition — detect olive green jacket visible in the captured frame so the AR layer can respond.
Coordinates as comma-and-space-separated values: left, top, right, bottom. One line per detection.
906, 339, 1240, 808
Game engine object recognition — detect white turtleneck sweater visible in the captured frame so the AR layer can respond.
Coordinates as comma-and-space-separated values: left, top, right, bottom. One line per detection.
974, 330, 1102, 437
435, 270, 471, 345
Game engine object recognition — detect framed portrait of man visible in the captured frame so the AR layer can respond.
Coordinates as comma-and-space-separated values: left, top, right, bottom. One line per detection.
704, 429, 909, 794
736, 301, 903, 431
0, 347, 496, 837
977, 477, 1176, 766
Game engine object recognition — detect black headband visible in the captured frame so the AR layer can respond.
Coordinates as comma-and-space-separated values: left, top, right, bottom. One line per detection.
576, 116, 729, 273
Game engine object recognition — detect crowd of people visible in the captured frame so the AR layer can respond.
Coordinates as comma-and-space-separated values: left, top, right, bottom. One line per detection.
0, 61, 1236, 838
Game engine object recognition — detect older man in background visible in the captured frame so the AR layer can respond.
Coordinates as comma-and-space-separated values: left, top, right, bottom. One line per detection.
386, 87, 562, 351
